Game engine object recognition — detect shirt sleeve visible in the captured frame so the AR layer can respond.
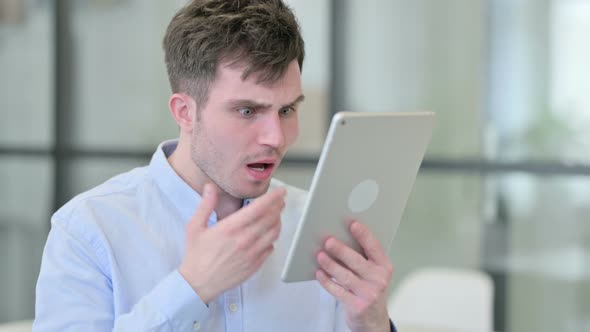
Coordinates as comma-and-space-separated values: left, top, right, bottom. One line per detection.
335, 301, 352, 332
33, 221, 209, 331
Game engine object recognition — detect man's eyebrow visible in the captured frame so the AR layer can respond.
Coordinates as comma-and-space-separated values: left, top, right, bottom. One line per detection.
226, 95, 305, 109
284, 95, 305, 108
226, 99, 271, 109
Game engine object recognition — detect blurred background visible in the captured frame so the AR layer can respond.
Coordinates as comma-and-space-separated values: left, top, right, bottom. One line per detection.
1, 0, 590, 331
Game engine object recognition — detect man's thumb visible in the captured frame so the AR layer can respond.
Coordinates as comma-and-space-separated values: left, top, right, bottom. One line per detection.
190, 183, 218, 230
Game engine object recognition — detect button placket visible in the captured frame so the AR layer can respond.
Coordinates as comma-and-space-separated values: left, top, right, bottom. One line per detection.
192, 321, 201, 330
223, 286, 243, 332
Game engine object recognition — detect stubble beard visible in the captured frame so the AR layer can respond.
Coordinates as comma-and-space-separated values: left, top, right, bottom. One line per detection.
190, 128, 272, 200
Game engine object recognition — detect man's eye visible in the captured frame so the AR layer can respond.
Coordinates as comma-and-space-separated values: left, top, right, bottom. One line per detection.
279, 107, 294, 116
238, 107, 255, 117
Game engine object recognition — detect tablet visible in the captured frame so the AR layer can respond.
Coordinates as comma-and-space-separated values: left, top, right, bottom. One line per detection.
281, 111, 435, 282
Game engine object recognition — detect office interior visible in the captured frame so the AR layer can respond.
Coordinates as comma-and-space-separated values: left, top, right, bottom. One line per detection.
1, 0, 590, 331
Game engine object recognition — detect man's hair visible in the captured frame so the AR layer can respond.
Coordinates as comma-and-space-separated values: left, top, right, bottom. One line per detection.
163, 0, 305, 108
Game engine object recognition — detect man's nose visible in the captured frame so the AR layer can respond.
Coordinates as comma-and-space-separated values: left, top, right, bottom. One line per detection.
258, 112, 286, 149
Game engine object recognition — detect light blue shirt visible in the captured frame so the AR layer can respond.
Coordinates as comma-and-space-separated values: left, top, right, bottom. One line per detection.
33, 140, 351, 332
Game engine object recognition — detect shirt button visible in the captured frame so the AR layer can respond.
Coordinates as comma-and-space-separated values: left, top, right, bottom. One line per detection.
193, 321, 201, 330
228, 303, 238, 312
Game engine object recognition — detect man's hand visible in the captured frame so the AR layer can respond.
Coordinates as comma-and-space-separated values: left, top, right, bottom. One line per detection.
179, 183, 286, 304
315, 220, 393, 332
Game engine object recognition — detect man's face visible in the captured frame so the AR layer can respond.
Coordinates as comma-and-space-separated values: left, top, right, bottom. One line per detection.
190, 60, 303, 199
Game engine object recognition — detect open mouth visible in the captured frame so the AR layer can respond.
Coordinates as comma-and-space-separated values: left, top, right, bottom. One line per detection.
247, 163, 274, 172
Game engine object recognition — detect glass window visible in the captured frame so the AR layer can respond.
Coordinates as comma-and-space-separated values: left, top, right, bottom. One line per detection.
0, 1, 54, 148
337, 0, 486, 159
490, 174, 590, 332
67, 0, 181, 150
488, 0, 590, 164
0, 157, 52, 322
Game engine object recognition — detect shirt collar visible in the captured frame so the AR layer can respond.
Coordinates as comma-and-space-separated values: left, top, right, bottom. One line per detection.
148, 140, 218, 226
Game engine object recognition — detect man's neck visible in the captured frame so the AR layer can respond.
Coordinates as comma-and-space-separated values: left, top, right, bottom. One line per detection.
212, 192, 243, 220
167, 140, 243, 220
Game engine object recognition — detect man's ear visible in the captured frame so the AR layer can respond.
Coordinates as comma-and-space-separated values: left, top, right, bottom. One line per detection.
169, 93, 197, 133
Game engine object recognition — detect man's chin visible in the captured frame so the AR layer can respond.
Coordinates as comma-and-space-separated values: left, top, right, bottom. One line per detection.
243, 180, 272, 199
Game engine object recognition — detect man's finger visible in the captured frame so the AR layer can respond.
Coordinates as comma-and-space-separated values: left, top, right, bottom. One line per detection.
349, 221, 389, 265
235, 188, 286, 227
248, 217, 282, 255
188, 183, 218, 231
323, 237, 372, 280
315, 269, 357, 308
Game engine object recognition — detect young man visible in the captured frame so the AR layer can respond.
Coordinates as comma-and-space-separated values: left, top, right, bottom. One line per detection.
34, 1, 396, 331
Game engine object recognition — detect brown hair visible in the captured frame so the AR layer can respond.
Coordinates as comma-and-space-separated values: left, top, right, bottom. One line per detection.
163, 0, 305, 108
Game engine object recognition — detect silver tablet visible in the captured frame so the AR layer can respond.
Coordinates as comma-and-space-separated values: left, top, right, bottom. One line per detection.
281, 111, 435, 282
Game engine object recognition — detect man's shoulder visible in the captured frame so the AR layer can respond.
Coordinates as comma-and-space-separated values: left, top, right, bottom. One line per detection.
269, 178, 309, 223
52, 166, 150, 229
270, 178, 308, 201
